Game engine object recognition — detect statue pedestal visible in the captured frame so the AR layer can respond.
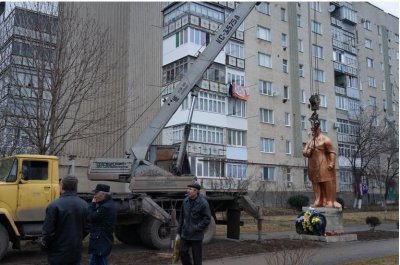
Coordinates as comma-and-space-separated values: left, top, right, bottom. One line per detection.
302, 207, 344, 233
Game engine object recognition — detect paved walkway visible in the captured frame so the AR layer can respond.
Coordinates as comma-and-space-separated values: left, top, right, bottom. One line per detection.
203, 223, 399, 265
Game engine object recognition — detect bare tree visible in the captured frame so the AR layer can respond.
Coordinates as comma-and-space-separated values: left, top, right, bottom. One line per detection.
367, 119, 398, 209
1, 2, 127, 156
343, 106, 391, 208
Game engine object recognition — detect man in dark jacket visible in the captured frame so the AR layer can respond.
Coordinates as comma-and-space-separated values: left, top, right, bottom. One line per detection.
42, 175, 89, 265
178, 182, 211, 265
88, 184, 117, 265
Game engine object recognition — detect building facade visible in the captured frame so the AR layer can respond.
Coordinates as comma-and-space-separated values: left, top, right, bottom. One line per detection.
0, 4, 57, 155
161, 2, 398, 206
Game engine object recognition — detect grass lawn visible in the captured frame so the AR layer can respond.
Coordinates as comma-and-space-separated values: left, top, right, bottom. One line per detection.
216, 208, 399, 235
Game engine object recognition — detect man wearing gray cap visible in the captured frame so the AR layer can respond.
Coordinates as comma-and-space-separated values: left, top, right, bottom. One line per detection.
88, 184, 117, 265
178, 182, 211, 265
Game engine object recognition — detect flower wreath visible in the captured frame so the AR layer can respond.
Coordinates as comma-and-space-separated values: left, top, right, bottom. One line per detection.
295, 208, 326, 236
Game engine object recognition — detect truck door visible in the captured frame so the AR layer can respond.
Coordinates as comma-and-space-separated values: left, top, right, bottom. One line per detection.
17, 159, 53, 222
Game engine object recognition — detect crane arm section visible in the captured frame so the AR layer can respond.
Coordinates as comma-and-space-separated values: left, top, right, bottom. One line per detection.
131, 2, 257, 162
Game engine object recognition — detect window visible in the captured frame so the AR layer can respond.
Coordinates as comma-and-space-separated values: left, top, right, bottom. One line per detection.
369, 96, 377, 107
298, 39, 304, 52
189, 28, 208, 46
189, 124, 223, 144
260, 108, 274, 124
301, 115, 307, 130
257, 26, 271, 41
258, 52, 272, 68
335, 96, 348, 110
299, 64, 304, 77
281, 33, 287, 47
382, 80, 386, 90
284, 112, 291, 126
319, 94, 327, 108
21, 160, 48, 181
196, 159, 223, 178
340, 171, 353, 191
368, 76, 376, 87
300, 89, 306, 103
363, 20, 371, 30
283, 86, 289, 99
320, 119, 327, 132
311, 20, 322, 34
379, 44, 383, 54
312, 44, 324, 59
286, 168, 293, 183
282, 59, 288, 73
256, 2, 270, 15
228, 98, 247, 117
259, 80, 273, 95
395, 34, 399, 43
227, 72, 245, 86
262, 167, 275, 181
297, 14, 303, 27
195, 91, 226, 114
366, 57, 374, 68
281, 8, 287, 21
310, 2, 321, 11
204, 63, 225, 83
227, 163, 247, 180
285, 140, 291, 154
227, 129, 246, 147
260, 138, 275, 153
304, 168, 310, 184
175, 29, 188, 47
227, 42, 244, 59
365, 39, 373, 49
164, 57, 189, 84
314, 69, 325, 82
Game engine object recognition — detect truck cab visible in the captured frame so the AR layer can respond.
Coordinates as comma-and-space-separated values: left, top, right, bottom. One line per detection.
0, 155, 60, 259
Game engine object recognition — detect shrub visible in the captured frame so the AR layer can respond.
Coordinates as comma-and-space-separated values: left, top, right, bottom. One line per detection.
336, 197, 345, 209
288, 195, 309, 212
366, 216, 381, 231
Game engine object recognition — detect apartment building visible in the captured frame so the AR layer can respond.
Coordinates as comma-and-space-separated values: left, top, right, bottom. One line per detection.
0, 4, 57, 155
161, 2, 398, 206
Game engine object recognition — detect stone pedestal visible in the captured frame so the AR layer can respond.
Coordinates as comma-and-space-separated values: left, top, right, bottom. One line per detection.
302, 207, 344, 233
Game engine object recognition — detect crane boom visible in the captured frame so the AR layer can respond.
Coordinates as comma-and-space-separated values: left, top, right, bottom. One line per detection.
131, 2, 257, 162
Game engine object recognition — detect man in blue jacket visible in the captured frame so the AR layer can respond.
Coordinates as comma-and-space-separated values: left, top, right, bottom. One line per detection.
178, 182, 211, 265
42, 175, 89, 265
88, 184, 117, 265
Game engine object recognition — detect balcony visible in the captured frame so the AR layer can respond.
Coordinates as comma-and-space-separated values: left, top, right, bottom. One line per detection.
226, 54, 245, 69
335, 85, 346, 95
332, 39, 357, 54
333, 61, 357, 76
337, 133, 357, 143
347, 87, 360, 99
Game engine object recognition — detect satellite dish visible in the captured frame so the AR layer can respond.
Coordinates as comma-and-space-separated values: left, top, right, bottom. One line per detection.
328, 5, 336, 13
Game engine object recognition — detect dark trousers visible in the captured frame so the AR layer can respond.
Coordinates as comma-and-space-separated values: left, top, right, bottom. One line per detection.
89, 254, 109, 265
180, 239, 203, 265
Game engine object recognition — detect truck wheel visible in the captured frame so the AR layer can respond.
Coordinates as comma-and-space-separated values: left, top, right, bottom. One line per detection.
140, 217, 171, 249
0, 224, 9, 261
114, 224, 142, 245
203, 216, 216, 244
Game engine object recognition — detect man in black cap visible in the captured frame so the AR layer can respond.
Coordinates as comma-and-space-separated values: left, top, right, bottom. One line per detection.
42, 175, 88, 265
178, 182, 211, 265
88, 184, 117, 265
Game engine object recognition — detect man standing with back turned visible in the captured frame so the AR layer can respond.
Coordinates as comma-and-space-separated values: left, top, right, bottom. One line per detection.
88, 183, 117, 265
178, 182, 211, 265
42, 175, 89, 265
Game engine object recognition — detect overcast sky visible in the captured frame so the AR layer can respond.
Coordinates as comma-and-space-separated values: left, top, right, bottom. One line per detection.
369, 1, 399, 17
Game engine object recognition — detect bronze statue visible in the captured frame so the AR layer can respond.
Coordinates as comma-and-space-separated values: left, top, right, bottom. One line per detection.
303, 120, 341, 208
